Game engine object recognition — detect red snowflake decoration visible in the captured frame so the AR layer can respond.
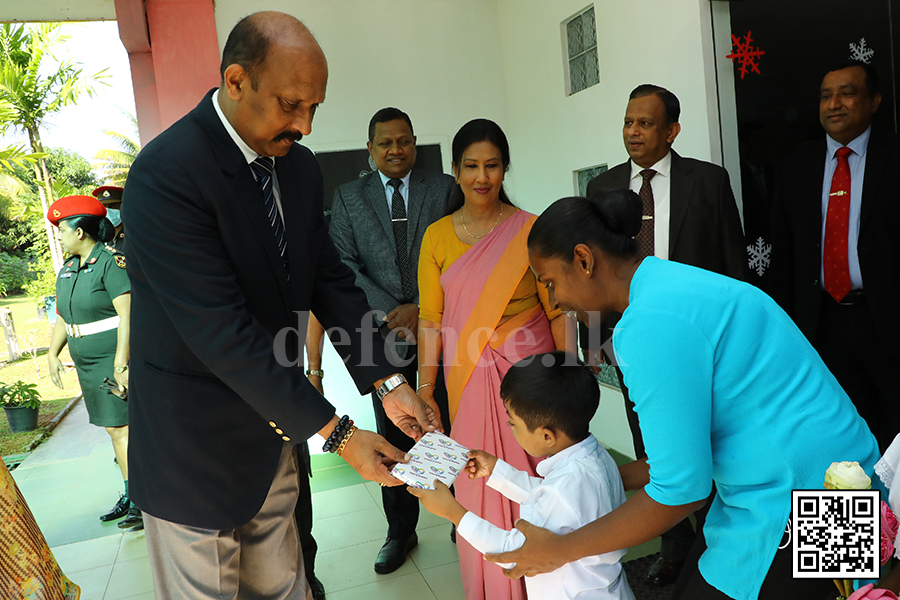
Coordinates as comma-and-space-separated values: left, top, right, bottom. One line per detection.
727, 31, 765, 79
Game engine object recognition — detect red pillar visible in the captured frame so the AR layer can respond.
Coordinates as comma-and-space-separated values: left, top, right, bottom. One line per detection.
114, 0, 220, 144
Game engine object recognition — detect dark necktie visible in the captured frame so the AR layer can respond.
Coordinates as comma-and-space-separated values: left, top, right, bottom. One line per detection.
249, 157, 289, 274
388, 178, 415, 303
636, 169, 656, 258
823, 146, 853, 302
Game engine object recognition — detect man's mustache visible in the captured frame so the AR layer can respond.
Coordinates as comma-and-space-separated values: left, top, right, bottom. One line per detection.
274, 130, 303, 143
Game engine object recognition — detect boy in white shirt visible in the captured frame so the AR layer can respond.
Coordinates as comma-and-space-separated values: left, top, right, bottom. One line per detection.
409, 351, 635, 600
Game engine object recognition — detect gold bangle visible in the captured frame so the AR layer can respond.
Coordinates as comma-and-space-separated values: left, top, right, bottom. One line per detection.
416, 382, 434, 392
336, 425, 358, 457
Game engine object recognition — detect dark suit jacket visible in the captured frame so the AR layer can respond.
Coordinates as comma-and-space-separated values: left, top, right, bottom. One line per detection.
768, 130, 900, 358
586, 151, 748, 279
329, 169, 454, 319
122, 90, 390, 530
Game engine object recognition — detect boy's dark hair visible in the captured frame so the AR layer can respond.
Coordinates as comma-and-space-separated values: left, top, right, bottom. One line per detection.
500, 351, 599, 441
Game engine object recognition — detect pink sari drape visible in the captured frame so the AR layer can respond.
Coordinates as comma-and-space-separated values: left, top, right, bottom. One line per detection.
440, 211, 556, 600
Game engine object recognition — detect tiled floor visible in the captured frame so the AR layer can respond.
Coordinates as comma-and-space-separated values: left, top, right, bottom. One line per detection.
10, 400, 657, 599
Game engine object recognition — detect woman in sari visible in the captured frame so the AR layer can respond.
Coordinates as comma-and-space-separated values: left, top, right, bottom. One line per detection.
417, 119, 572, 600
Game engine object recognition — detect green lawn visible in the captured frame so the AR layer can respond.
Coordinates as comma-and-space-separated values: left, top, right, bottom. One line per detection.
1, 293, 81, 457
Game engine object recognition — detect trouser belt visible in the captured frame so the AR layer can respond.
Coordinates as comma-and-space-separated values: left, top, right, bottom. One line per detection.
65, 316, 120, 338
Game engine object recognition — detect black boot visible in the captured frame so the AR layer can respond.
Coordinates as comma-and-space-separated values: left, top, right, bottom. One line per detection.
117, 506, 143, 531
100, 493, 130, 522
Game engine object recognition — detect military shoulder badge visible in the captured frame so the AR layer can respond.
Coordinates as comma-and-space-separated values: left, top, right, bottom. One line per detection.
89, 257, 97, 264
115, 256, 126, 269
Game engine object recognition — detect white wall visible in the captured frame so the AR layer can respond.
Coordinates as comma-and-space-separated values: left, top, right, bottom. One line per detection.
495, 0, 723, 214
214, 0, 509, 173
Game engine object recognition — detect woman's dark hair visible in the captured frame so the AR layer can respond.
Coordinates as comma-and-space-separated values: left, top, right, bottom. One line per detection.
446, 118, 515, 214
62, 215, 116, 244
500, 351, 599, 441
527, 189, 642, 261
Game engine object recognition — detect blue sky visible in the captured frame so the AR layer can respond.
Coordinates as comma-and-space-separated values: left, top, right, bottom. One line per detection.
0, 21, 138, 174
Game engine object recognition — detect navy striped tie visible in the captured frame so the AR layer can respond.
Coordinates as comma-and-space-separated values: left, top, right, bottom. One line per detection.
249, 157, 289, 273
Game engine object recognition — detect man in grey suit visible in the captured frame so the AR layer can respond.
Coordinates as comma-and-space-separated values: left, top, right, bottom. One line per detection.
584, 84, 747, 588
329, 107, 454, 574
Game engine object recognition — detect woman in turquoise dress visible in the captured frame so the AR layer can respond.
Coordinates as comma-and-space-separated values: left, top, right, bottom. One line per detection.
46, 195, 140, 530
487, 190, 880, 600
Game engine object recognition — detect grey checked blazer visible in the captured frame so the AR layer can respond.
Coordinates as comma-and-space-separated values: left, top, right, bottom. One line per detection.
329, 168, 455, 356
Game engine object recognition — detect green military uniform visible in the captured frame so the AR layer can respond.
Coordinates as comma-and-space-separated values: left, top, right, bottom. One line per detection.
55, 242, 130, 427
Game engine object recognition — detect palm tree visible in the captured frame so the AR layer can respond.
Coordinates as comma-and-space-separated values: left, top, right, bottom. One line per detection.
0, 23, 107, 272
94, 111, 140, 186
0, 143, 42, 218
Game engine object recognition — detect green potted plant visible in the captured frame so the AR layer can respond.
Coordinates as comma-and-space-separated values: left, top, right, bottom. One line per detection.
1, 381, 42, 433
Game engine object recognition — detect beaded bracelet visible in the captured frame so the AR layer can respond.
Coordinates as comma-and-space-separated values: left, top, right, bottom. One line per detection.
335, 425, 358, 457
322, 415, 354, 453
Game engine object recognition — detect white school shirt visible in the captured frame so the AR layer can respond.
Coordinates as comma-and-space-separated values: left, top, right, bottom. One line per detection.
456, 435, 635, 600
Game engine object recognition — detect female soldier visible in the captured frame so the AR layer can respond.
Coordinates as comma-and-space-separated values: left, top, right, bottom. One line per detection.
46, 195, 140, 531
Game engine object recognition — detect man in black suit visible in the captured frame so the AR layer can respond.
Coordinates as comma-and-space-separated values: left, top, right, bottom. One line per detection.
584, 84, 747, 586
329, 107, 454, 573
769, 60, 900, 453
122, 12, 440, 599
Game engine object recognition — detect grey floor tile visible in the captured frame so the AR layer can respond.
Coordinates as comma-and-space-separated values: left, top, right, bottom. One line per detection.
410, 523, 459, 570
325, 572, 436, 600
420, 563, 466, 600
104, 556, 154, 600
116, 530, 149, 562
17, 469, 86, 494
21, 484, 76, 508
43, 513, 123, 547
312, 483, 379, 520
314, 507, 388, 553
316, 538, 418, 592
66, 563, 113, 600
52, 535, 122, 573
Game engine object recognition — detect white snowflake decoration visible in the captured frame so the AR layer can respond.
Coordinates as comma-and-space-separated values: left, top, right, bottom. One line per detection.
747, 237, 771, 277
849, 38, 874, 64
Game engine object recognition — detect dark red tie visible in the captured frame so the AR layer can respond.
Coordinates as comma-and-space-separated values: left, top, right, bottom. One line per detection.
823, 147, 853, 302
636, 169, 656, 258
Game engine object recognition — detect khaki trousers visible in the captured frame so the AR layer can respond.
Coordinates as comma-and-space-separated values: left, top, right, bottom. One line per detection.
144, 443, 312, 600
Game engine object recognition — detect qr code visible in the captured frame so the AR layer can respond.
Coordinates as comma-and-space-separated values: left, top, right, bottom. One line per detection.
792, 490, 879, 578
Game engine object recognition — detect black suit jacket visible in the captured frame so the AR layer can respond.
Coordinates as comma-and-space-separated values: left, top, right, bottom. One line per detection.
122, 91, 389, 530
769, 130, 900, 358
586, 151, 748, 279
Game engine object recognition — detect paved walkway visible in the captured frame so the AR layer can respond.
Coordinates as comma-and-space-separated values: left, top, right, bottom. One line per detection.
10, 399, 465, 600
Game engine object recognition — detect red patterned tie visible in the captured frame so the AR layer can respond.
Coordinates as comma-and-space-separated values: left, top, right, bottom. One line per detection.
823, 146, 853, 302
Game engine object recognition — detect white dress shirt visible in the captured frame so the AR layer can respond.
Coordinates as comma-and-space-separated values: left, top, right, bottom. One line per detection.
457, 435, 635, 600
629, 152, 672, 260
820, 127, 870, 290
378, 169, 412, 214
212, 90, 285, 223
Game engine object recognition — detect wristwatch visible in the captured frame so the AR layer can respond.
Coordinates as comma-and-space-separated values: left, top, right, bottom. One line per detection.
305, 369, 324, 379
376, 374, 408, 401
114, 365, 128, 374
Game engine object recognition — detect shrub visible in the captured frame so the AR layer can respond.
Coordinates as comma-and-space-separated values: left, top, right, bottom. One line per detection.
0, 381, 42, 409
0, 252, 31, 296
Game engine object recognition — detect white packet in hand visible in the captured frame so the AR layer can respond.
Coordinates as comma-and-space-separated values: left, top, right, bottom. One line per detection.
391, 432, 470, 490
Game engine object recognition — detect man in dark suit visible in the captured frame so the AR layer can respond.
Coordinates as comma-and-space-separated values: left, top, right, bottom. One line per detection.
329, 107, 454, 574
122, 13, 440, 599
584, 84, 747, 586
769, 60, 900, 453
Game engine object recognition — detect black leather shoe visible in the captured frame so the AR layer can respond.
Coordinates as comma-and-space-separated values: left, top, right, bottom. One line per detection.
99, 493, 130, 522
307, 574, 326, 600
374, 533, 418, 574
117, 506, 143, 531
646, 556, 683, 586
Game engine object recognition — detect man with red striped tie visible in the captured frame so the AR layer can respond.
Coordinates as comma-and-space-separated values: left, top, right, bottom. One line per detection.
770, 60, 900, 453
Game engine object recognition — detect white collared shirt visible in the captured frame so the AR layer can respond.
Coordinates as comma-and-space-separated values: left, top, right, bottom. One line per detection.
211, 90, 285, 223
820, 127, 870, 290
378, 170, 412, 214
629, 152, 672, 260
456, 435, 635, 600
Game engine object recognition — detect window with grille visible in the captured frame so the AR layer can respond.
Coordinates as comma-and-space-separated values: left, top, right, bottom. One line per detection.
564, 6, 599, 95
